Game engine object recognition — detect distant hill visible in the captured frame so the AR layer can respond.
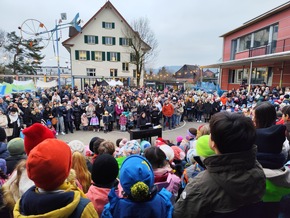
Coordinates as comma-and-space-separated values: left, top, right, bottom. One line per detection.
147, 66, 182, 74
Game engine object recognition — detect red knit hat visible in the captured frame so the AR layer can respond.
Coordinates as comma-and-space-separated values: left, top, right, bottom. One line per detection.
26, 138, 72, 191
23, 123, 55, 155
171, 146, 186, 161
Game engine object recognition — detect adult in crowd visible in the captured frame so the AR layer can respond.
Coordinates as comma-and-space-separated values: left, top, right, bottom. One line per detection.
174, 112, 266, 217
162, 99, 174, 131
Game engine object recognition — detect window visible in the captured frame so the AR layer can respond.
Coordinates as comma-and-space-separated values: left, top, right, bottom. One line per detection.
86, 68, 96, 77
102, 37, 116, 45
122, 62, 129, 71
133, 70, 137, 78
102, 22, 115, 29
239, 34, 251, 51
110, 69, 117, 77
253, 28, 269, 48
84, 35, 98, 44
75, 50, 90, 61
91, 51, 105, 61
107, 52, 120, 61
79, 51, 87, 60
119, 38, 130, 46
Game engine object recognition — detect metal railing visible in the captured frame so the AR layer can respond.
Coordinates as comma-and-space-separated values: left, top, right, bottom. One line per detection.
249, 37, 290, 57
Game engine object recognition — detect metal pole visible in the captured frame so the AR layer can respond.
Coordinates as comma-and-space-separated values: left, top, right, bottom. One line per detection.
55, 21, 61, 91
248, 61, 253, 93
280, 61, 284, 88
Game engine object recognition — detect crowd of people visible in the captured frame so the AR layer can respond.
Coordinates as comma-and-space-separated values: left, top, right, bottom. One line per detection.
0, 83, 290, 217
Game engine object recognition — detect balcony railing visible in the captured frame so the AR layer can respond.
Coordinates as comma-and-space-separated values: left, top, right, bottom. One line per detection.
249, 38, 290, 57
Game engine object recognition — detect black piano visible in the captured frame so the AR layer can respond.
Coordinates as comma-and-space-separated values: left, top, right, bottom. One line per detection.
129, 127, 162, 143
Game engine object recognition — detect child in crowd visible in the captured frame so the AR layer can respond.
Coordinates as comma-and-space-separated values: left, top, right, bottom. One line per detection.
102, 111, 110, 133
119, 113, 127, 132
13, 139, 98, 217
86, 154, 119, 217
46, 120, 57, 137
127, 114, 135, 130
81, 113, 89, 131
0, 159, 8, 187
102, 155, 173, 217
90, 112, 99, 132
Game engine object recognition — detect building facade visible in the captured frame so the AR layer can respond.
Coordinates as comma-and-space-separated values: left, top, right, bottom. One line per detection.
202, 2, 290, 91
62, 1, 146, 88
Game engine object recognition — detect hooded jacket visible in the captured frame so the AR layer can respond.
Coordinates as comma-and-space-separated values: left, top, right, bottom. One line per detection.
173, 146, 266, 218
13, 183, 98, 218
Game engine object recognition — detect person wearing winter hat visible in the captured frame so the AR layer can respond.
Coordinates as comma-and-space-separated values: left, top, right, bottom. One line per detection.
86, 154, 119, 217
13, 138, 98, 217
22, 123, 55, 155
68, 140, 85, 156
122, 140, 141, 157
102, 155, 173, 218
0, 158, 8, 187
253, 102, 290, 217
140, 140, 151, 153
174, 112, 265, 217
5, 137, 26, 175
159, 144, 174, 162
176, 136, 183, 146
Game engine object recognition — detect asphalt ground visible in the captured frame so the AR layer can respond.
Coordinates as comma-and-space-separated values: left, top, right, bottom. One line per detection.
57, 120, 203, 146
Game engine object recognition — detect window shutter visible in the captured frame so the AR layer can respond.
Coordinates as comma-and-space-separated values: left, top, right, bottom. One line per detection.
102, 52, 106, 61
86, 51, 90, 60
91, 51, 95, 60
119, 38, 122, 45
102, 37, 105, 44
129, 38, 132, 46
113, 37, 116, 45
117, 52, 120, 61
102, 22, 105, 28
84, 35, 88, 43
112, 23, 115, 29
75, 50, 79, 60
130, 53, 132, 62
122, 63, 125, 70
95, 36, 98, 44
107, 52, 111, 61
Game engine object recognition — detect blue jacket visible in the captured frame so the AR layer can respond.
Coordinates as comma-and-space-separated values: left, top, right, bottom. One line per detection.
0, 142, 9, 159
102, 187, 173, 218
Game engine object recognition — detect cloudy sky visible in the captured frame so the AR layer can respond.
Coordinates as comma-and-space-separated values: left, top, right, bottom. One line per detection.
1, 0, 289, 69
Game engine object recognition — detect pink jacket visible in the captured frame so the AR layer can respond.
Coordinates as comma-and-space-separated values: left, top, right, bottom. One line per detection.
86, 185, 111, 217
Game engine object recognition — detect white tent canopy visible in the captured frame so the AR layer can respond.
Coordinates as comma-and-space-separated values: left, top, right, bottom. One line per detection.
107, 80, 123, 86
36, 80, 57, 88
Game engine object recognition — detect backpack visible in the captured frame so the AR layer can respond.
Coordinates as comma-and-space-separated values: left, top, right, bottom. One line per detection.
70, 197, 90, 218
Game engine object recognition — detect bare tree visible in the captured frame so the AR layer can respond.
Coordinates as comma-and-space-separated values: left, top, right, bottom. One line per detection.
124, 17, 158, 87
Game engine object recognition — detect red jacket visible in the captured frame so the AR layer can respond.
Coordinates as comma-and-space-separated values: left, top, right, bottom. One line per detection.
162, 103, 174, 117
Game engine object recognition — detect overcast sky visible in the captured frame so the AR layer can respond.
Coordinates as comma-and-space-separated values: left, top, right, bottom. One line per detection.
1, 0, 289, 69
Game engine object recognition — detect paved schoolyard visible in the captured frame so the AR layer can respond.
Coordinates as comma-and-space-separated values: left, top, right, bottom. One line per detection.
57, 121, 203, 145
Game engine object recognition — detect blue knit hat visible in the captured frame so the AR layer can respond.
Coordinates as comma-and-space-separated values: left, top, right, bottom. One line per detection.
120, 155, 154, 201
140, 140, 151, 152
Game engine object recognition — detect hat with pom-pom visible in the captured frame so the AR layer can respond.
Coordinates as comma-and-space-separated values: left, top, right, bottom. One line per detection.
140, 140, 151, 152
159, 145, 174, 162
23, 123, 55, 155
120, 155, 154, 202
196, 135, 214, 158
7, 137, 25, 156
171, 146, 186, 161
26, 139, 72, 191
68, 140, 85, 156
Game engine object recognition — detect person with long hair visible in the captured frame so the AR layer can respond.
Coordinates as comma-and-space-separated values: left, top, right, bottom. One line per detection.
71, 151, 92, 193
